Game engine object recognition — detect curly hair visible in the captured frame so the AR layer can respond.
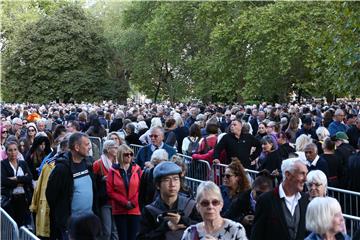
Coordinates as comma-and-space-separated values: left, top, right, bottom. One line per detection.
227, 158, 251, 193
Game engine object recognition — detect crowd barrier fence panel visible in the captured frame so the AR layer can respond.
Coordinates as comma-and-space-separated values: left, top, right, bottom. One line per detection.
328, 187, 360, 217
1, 207, 19, 240
343, 214, 360, 238
177, 154, 211, 181
89, 136, 103, 159
129, 144, 143, 158
19, 226, 40, 240
184, 177, 205, 198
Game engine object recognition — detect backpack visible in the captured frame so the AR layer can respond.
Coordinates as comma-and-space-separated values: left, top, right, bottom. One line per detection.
186, 137, 200, 156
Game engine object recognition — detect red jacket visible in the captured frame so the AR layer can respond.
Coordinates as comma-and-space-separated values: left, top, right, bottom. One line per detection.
106, 163, 142, 215
93, 159, 110, 176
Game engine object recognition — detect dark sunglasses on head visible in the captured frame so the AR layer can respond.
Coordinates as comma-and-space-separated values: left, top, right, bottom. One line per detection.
123, 152, 134, 157
199, 199, 221, 207
149, 134, 159, 138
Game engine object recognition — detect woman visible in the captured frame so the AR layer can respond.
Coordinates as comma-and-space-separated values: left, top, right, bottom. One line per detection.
124, 124, 142, 146
182, 181, 247, 240
107, 144, 142, 240
221, 160, 251, 214
197, 123, 218, 154
1, 141, 33, 226
164, 118, 177, 147
182, 123, 202, 156
1, 125, 9, 160
314, 127, 330, 155
107, 131, 125, 146
19, 123, 38, 157
86, 117, 107, 139
285, 116, 300, 144
295, 134, 313, 162
306, 170, 328, 200
305, 197, 350, 240
277, 132, 295, 160
258, 136, 282, 181
93, 140, 119, 240
25, 135, 51, 181
224, 170, 273, 239
321, 137, 343, 188
173, 116, 189, 154
255, 123, 267, 141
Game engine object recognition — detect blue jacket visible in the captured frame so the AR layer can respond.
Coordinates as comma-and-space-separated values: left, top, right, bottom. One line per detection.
328, 121, 349, 137
305, 232, 350, 240
135, 143, 176, 169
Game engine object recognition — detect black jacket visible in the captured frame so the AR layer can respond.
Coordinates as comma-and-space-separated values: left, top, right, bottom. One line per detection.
214, 133, 262, 169
45, 152, 98, 239
251, 187, 309, 240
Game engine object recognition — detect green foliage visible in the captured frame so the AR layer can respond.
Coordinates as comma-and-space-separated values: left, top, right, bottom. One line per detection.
2, 3, 127, 103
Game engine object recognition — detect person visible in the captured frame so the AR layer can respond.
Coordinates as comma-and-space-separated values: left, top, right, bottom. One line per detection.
306, 170, 328, 200
25, 135, 52, 182
286, 116, 300, 144
138, 149, 169, 211
164, 118, 177, 147
224, 170, 274, 239
294, 134, 313, 162
173, 116, 190, 154
258, 135, 282, 180
328, 109, 348, 137
135, 127, 176, 169
305, 197, 350, 240
320, 137, 343, 187
124, 124, 142, 146
213, 119, 262, 169
304, 143, 329, 177
277, 132, 296, 160
220, 160, 251, 214
107, 144, 142, 240
181, 181, 247, 240
137, 161, 199, 240
0, 125, 9, 160
1, 141, 33, 227
347, 138, 360, 192
46, 132, 97, 240
197, 122, 218, 154
250, 110, 266, 137
295, 117, 318, 141
93, 140, 119, 240
86, 117, 107, 139
184, 107, 198, 129
182, 123, 201, 156
68, 213, 102, 240
315, 127, 330, 155
346, 116, 360, 149
251, 158, 309, 240
254, 122, 267, 141
8, 117, 24, 140
107, 131, 125, 146
19, 123, 38, 157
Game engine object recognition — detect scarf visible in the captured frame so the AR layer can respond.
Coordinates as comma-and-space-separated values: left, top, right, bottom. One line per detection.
100, 154, 113, 171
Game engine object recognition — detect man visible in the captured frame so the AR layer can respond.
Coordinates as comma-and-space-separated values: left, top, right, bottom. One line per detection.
37, 119, 47, 133
213, 118, 262, 168
347, 138, 360, 192
66, 120, 81, 133
135, 127, 176, 169
250, 110, 265, 136
184, 107, 198, 129
46, 132, 97, 240
304, 143, 329, 176
137, 161, 198, 240
215, 107, 227, 132
346, 116, 360, 149
328, 109, 349, 137
295, 116, 318, 141
8, 117, 23, 139
251, 158, 309, 240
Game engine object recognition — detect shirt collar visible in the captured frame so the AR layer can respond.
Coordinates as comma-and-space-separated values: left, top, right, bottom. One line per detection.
151, 142, 164, 151
279, 183, 301, 200
309, 155, 320, 167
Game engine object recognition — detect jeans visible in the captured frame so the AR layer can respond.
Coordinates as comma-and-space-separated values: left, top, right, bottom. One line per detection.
100, 205, 118, 240
114, 214, 140, 240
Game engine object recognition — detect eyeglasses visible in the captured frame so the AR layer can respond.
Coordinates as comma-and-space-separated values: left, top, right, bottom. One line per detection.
199, 199, 221, 207
307, 182, 322, 187
28, 129, 36, 132
149, 134, 159, 138
123, 152, 134, 157
15, 123, 23, 127
223, 174, 235, 179
2, 131, 8, 133
304, 151, 314, 154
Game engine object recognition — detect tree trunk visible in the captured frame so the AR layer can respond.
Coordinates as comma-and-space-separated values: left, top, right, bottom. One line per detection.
154, 81, 161, 103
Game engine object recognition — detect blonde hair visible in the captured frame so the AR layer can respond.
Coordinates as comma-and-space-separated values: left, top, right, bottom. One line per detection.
117, 144, 134, 166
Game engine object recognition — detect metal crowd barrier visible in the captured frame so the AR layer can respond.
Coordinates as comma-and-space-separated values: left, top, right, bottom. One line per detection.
1, 207, 19, 240
184, 177, 205, 198
89, 136, 103, 152
177, 154, 211, 181
130, 144, 143, 158
212, 163, 258, 185
343, 214, 360, 238
328, 187, 360, 217
19, 226, 40, 240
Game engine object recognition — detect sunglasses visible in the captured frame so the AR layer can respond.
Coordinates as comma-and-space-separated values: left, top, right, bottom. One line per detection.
149, 134, 159, 138
199, 199, 221, 207
123, 152, 134, 157
223, 174, 234, 179
28, 129, 36, 132
2, 131, 8, 133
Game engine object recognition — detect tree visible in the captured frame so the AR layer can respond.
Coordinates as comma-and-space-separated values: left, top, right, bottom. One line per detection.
2, 3, 126, 103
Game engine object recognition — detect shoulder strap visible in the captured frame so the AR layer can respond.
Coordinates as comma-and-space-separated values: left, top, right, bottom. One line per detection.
179, 196, 196, 217
190, 225, 200, 240
99, 161, 104, 176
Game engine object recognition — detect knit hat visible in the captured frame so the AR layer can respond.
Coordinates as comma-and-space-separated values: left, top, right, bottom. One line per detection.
335, 132, 348, 141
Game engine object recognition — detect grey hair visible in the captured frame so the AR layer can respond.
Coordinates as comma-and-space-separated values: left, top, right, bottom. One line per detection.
102, 140, 118, 154
304, 143, 318, 154
150, 149, 168, 165
196, 181, 223, 204
68, 132, 89, 151
150, 117, 162, 128
306, 170, 328, 195
334, 109, 344, 116
295, 134, 313, 152
306, 197, 342, 235
315, 127, 330, 141
150, 126, 164, 136
281, 157, 306, 180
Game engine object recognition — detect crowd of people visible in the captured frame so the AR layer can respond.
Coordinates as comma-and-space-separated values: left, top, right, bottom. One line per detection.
1, 100, 360, 240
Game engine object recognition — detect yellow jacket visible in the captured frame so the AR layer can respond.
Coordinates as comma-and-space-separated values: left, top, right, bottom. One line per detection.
29, 162, 55, 237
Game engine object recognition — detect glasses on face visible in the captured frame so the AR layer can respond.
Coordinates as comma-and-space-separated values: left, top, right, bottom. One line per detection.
149, 134, 159, 139
2, 130, 8, 134
123, 152, 134, 157
304, 151, 314, 154
161, 176, 180, 183
199, 199, 221, 207
28, 129, 36, 132
223, 174, 235, 179
307, 182, 322, 188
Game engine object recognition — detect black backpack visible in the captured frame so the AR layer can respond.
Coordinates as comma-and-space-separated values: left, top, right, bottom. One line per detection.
186, 137, 200, 156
